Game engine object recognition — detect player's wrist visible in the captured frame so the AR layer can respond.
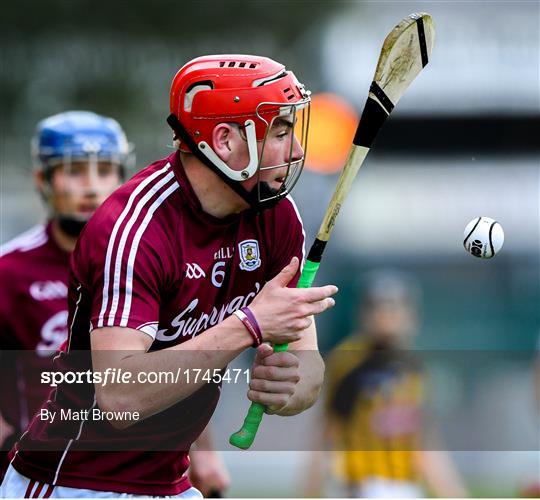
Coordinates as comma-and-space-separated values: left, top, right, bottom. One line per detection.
233, 307, 263, 347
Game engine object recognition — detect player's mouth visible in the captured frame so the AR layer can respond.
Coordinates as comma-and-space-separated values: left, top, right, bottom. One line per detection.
273, 168, 288, 184
76, 203, 99, 216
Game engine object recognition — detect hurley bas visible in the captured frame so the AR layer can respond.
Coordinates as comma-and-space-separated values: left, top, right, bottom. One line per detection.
39, 408, 140, 424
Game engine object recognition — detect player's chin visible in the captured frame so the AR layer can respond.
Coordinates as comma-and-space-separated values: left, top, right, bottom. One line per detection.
268, 177, 286, 191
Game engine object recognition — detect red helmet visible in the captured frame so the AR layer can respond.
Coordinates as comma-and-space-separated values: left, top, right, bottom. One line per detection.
167, 54, 311, 210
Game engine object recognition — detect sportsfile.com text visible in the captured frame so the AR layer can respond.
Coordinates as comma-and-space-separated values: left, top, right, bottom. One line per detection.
40, 367, 250, 387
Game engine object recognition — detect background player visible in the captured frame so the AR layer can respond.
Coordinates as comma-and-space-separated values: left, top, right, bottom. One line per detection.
2, 55, 337, 498
0, 111, 129, 479
0, 111, 229, 496
305, 271, 467, 497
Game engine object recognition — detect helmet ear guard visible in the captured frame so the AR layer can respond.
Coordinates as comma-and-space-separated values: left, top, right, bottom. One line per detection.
198, 119, 259, 182
167, 112, 263, 209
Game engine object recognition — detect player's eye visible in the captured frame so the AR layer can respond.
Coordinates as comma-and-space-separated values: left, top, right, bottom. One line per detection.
98, 164, 115, 177
67, 164, 86, 177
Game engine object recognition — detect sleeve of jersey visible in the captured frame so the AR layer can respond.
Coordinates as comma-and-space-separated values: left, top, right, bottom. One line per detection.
266, 195, 306, 288
83, 199, 173, 341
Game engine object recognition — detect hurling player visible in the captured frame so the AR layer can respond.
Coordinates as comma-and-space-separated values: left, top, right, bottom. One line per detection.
0, 111, 128, 479
306, 272, 467, 498
2, 56, 337, 498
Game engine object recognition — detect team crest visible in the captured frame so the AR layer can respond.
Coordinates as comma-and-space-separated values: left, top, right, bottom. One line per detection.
238, 239, 261, 271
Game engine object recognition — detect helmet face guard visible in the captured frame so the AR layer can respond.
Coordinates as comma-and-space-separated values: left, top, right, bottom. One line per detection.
37, 156, 127, 237
168, 55, 312, 211
39, 158, 126, 202
251, 99, 310, 209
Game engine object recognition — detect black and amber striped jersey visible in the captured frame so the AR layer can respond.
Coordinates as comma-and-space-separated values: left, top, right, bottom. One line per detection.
325, 336, 424, 483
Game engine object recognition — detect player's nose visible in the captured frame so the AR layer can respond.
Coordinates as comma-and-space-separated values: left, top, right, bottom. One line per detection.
289, 134, 304, 162
79, 169, 100, 197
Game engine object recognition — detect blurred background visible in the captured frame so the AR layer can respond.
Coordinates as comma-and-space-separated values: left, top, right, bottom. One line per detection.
1, 0, 538, 496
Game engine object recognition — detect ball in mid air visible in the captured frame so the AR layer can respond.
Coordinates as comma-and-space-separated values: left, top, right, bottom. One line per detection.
463, 217, 504, 259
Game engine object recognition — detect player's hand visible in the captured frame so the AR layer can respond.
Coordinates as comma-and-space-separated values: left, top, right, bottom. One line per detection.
188, 449, 230, 497
248, 343, 301, 414
249, 256, 337, 345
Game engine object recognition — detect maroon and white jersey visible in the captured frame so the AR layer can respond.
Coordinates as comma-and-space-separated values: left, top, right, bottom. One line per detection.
11, 151, 305, 495
0, 224, 70, 456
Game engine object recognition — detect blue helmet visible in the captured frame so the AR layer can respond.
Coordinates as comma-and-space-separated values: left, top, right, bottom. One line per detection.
32, 111, 132, 170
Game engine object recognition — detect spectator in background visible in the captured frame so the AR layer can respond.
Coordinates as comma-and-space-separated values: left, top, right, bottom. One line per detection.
305, 271, 468, 497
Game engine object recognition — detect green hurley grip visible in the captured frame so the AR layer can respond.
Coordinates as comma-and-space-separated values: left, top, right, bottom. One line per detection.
271, 260, 320, 359
228, 401, 265, 449
297, 259, 321, 289
229, 259, 322, 449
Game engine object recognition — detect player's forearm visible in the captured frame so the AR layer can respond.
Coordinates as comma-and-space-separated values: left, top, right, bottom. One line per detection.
94, 316, 252, 427
189, 425, 230, 495
276, 349, 325, 416
274, 320, 324, 416
0, 411, 14, 444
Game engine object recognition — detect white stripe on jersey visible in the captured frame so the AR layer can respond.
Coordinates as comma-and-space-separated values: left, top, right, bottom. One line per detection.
120, 182, 180, 326
286, 195, 306, 273
0, 224, 47, 256
66, 284, 83, 353
107, 171, 177, 325
98, 164, 171, 327
137, 321, 159, 340
53, 397, 97, 485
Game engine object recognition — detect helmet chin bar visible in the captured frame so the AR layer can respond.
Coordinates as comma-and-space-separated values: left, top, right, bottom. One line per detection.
197, 120, 259, 182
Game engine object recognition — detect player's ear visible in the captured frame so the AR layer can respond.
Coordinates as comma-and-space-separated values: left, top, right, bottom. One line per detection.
211, 124, 235, 162
34, 168, 53, 202
34, 168, 46, 193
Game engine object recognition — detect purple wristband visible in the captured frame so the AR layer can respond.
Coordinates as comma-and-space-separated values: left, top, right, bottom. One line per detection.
233, 306, 263, 347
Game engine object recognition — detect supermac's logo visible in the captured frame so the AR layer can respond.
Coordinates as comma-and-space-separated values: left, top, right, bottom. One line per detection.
238, 239, 261, 271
